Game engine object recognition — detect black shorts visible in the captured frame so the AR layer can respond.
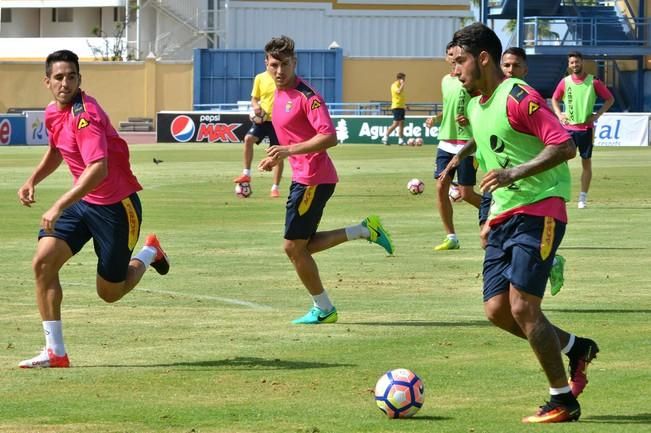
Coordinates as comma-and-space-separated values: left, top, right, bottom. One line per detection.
247, 121, 279, 145
284, 182, 336, 240
392, 108, 406, 121
39, 193, 142, 283
569, 129, 593, 159
482, 215, 565, 302
434, 148, 477, 186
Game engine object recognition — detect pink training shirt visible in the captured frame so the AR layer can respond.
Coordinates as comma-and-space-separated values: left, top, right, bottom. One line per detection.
552, 74, 613, 131
45, 91, 142, 205
487, 84, 572, 227
272, 77, 338, 185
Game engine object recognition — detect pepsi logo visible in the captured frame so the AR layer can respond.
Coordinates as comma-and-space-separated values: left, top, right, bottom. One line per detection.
170, 115, 195, 142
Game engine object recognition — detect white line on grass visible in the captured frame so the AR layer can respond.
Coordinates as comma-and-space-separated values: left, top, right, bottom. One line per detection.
138, 288, 273, 310
0, 277, 273, 311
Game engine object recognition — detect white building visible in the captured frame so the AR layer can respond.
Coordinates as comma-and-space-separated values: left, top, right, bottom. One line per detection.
0, 1, 470, 60
0, 0, 221, 60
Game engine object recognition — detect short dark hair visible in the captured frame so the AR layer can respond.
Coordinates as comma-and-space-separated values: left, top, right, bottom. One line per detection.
264, 35, 295, 60
567, 51, 583, 60
503, 46, 527, 62
397, 72, 406, 79
46, 50, 80, 77
450, 22, 502, 67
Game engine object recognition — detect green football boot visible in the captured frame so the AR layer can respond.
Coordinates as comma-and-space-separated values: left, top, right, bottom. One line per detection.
362, 215, 395, 255
550, 254, 566, 296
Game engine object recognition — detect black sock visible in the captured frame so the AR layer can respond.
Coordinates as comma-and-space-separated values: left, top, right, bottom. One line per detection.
551, 391, 577, 406
567, 336, 586, 359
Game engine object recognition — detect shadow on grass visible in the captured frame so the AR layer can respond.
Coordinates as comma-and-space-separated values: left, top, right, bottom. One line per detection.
582, 413, 651, 424
93, 356, 355, 370
400, 415, 453, 421
345, 320, 489, 328
546, 308, 651, 314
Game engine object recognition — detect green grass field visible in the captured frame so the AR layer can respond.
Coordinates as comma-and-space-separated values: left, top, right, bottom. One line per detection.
0, 143, 649, 433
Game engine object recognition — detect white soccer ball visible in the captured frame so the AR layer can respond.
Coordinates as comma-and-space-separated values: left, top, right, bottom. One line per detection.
415, 138, 424, 146
448, 182, 462, 202
374, 368, 425, 419
407, 138, 416, 146
235, 182, 252, 198
407, 178, 425, 195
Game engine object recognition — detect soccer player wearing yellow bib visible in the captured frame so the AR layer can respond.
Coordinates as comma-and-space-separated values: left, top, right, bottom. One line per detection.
551, 51, 614, 209
234, 69, 284, 197
381, 72, 406, 145
449, 24, 599, 423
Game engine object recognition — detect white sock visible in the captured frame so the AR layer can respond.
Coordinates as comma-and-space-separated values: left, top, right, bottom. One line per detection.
579, 192, 587, 202
43, 320, 66, 356
550, 386, 572, 395
243, 168, 251, 176
271, 184, 279, 191
345, 223, 370, 240
312, 291, 334, 312
134, 246, 157, 269
447, 233, 458, 241
561, 333, 576, 354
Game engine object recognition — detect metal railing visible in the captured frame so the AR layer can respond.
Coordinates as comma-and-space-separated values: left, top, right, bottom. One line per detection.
522, 16, 648, 46
192, 102, 443, 116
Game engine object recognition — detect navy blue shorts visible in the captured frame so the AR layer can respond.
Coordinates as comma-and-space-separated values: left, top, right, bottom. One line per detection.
392, 108, 405, 121
478, 192, 492, 226
483, 214, 565, 301
247, 121, 279, 145
569, 129, 593, 159
434, 148, 477, 186
284, 182, 336, 240
39, 193, 142, 283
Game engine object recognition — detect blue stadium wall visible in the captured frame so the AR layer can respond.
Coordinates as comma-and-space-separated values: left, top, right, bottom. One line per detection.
193, 48, 343, 110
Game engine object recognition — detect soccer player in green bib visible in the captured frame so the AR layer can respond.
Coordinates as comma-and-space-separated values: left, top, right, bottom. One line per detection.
551, 51, 614, 209
449, 23, 599, 423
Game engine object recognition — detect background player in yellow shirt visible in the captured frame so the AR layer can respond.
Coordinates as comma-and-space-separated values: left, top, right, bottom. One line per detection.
234, 69, 284, 197
382, 72, 406, 145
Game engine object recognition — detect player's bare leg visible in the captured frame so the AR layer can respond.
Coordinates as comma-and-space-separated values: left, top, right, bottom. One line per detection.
32, 237, 71, 321
458, 185, 481, 208
97, 234, 169, 303
285, 238, 338, 324
20, 237, 71, 368
578, 158, 592, 208
270, 159, 284, 197
436, 175, 455, 235
434, 175, 460, 251
234, 134, 256, 183
306, 229, 348, 254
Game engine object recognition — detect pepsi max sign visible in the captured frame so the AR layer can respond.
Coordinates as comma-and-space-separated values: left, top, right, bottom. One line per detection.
158, 112, 251, 143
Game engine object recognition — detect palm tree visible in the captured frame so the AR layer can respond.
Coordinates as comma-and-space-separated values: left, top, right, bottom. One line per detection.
504, 18, 560, 46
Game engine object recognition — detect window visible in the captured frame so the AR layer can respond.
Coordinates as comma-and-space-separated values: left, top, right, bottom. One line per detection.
113, 7, 126, 22
52, 8, 73, 23
1, 8, 12, 23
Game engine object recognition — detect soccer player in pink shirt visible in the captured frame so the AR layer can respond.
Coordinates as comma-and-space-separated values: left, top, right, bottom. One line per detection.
258, 36, 394, 325
17, 50, 170, 368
